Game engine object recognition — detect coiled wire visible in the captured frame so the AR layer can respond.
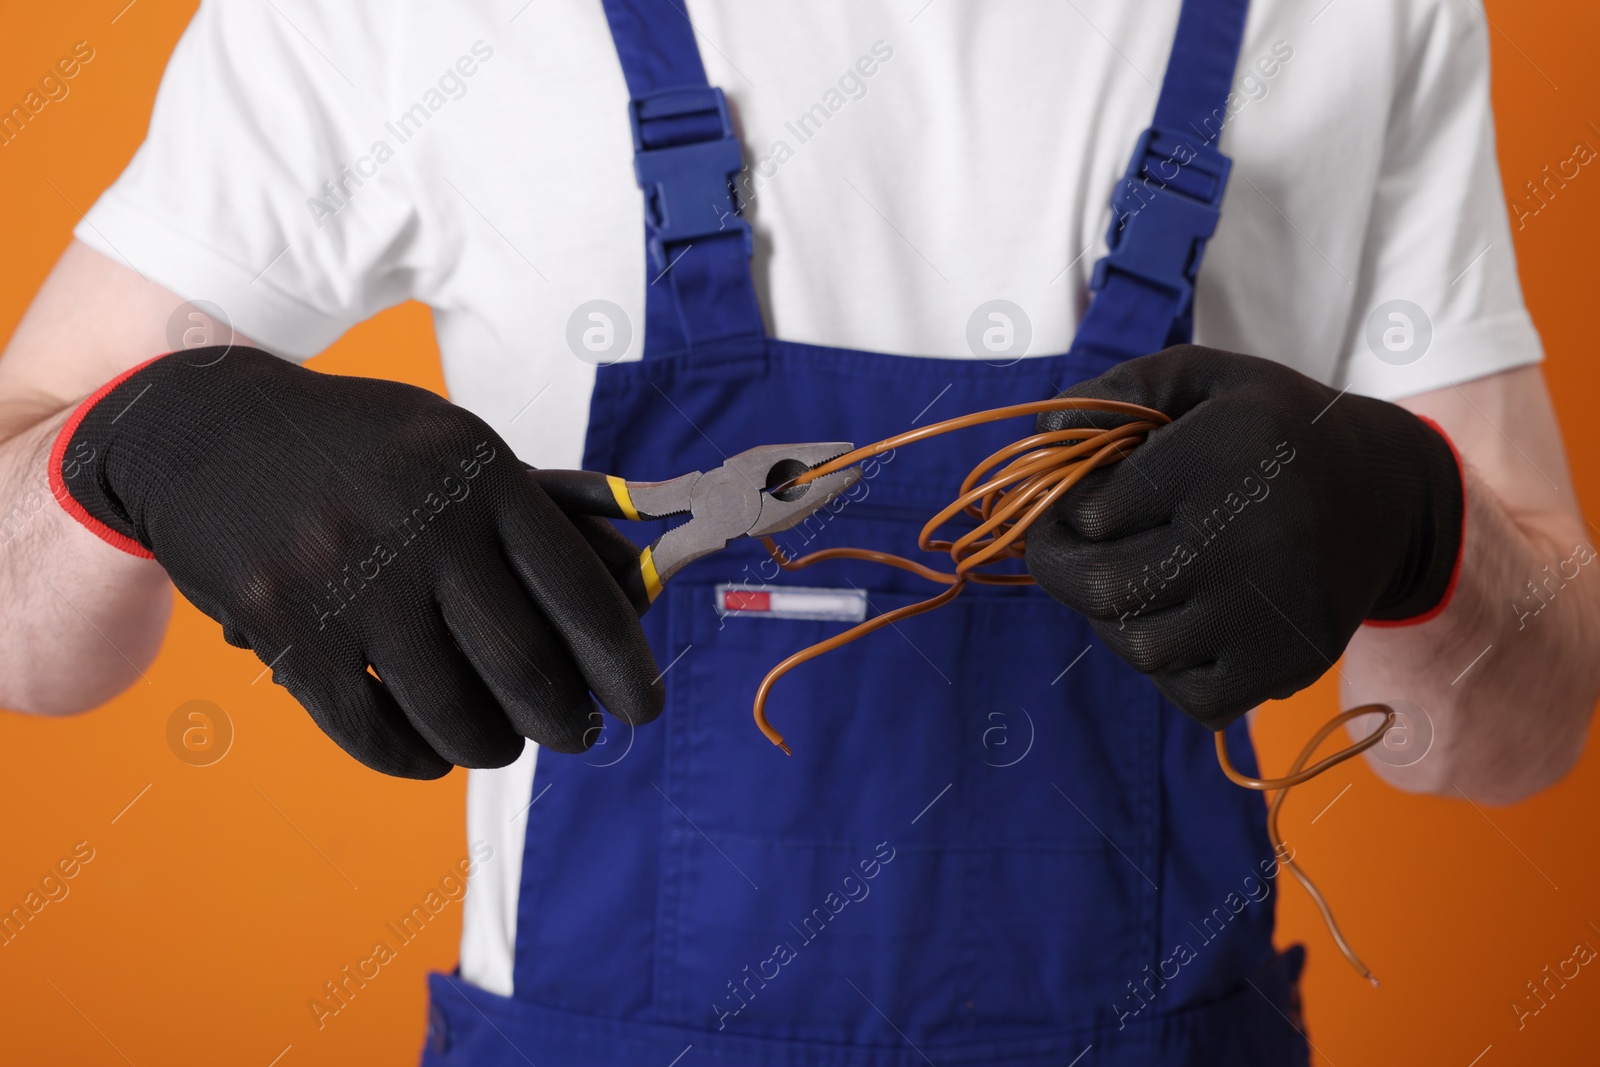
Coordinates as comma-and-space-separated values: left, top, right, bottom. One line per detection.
755, 396, 1393, 984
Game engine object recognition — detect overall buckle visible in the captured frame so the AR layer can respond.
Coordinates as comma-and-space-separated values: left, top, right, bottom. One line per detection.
1089, 125, 1233, 316
629, 87, 752, 271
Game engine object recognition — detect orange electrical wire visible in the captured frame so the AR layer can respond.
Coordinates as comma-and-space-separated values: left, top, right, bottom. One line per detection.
1216, 705, 1394, 987
752, 395, 1394, 984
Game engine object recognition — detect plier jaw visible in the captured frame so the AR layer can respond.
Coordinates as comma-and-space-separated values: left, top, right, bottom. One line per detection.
636, 443, 860, 593
716, 442, 863, 539
531, 443, 862, 608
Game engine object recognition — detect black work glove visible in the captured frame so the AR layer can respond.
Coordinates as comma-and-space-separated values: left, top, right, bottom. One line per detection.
53, 347, 663, 778
1025, 345, 1463, 729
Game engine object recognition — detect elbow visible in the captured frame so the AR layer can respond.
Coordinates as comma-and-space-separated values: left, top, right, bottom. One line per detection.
7, 696, 97, 717
1373, 693, 1597, 806
0, 613, 170, 717
2, 660, 152, 717
1449, 729, 1589, 806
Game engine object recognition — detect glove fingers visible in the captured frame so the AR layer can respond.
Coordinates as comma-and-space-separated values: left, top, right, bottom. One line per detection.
270, 642, 453, 780
1147, 661, 1242, 731
368, 612, 526, 770
499, 479, 665, 727
569, 513, 648, 584
1149, 661, 1271, 731
518, 465, 645, 574
1026, 519, 1194, 620
1089, 599, 1214, 682
1150, 624, 1336, 730
437, 562, 598, 754
1108, 614, 1323, 730
522, 469, 651, 612
1044, 437, 1182, 541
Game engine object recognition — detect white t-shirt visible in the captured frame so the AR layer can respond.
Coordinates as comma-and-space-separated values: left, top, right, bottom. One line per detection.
77, 0, 1542, 997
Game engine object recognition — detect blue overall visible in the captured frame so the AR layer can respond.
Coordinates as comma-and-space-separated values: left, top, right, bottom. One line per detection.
424, 1, 1309, 1063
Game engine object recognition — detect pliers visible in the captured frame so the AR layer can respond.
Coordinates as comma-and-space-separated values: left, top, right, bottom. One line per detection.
531, 443, 862, 609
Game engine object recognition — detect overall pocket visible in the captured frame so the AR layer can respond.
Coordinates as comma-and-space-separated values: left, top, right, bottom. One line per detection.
655, 549, 1161, 1044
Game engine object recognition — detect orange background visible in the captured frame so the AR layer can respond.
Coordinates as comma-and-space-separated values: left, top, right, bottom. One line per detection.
2, 2, 1597, 1064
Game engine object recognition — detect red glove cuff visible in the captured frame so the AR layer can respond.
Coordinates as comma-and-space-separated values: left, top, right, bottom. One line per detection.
48, 354, 166, 560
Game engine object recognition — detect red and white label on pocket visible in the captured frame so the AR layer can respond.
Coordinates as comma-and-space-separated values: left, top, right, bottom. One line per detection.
714, 583, 868, 623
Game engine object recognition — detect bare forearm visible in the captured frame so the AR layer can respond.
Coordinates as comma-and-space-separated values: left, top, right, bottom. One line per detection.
1343, 465, 1600, 803
0, 403, 172, 714
0, 242, 233, 714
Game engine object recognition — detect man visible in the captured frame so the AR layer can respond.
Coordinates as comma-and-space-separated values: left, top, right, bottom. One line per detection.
2, 0, 1595, 1064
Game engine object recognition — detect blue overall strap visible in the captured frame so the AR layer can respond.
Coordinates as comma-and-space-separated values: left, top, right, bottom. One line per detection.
600, 0, 765, 356
1072, 0, 1251, 363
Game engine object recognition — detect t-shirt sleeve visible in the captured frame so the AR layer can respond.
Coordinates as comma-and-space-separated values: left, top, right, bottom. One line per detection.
1333, 0, 1543, 401
75, 0, 437, 360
